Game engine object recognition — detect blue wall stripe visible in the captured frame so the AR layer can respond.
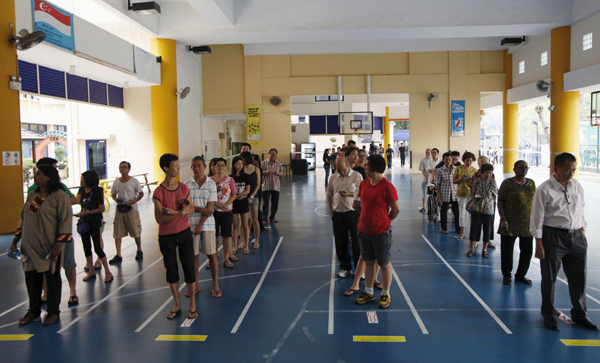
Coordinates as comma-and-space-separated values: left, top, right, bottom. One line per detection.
326, 115, 339, 134
39, 65, 65, 98
309, 115, 327, 135
374, 116, 383, 133
89, 79, 108, 105
18, 60, 38, 94
66, 74, 89, 102
107, 84, 124, 108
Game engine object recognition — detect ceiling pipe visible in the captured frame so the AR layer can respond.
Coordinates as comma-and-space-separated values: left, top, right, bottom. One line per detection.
337, 76, 342, 114
366, 75, 371, 112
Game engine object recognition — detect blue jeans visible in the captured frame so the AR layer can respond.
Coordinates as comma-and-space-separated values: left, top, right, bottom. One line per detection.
324, 165, 330, 185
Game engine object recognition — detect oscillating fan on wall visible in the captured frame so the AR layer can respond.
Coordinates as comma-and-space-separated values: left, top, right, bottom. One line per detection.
427, 92, 439, 108
176, 87, 191, 99
270, 96, 282, 106
9, 25, 46, 51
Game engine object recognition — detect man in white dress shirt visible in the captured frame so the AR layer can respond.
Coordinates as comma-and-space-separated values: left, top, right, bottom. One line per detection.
530, 153, 598, 331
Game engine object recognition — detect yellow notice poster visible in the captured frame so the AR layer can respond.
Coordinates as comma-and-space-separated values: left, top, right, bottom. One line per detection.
247, 104, 261, 141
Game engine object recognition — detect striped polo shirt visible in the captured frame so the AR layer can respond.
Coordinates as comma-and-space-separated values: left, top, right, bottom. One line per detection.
184, 176, 217, 231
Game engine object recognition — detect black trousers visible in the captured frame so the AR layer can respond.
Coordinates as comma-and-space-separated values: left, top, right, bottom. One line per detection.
400, 154, 405, 166
500, 235, 533, 278
81, 225, 105, 258
441, 201, 459, 232
158, 229, 196, 284
540, 226, 588, 320
262, 190, 280, 222
469, 214, 493, 242
25, 267, 62, 316
332, 211, 360, 271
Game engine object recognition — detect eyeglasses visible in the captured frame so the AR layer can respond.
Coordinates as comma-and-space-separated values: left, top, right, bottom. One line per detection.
563, 189, 571, 204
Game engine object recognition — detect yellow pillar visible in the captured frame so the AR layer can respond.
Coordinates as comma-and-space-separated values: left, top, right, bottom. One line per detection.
503, 49, 519, 173
384, 107, 391, 164
151, 39, 178, 178
0, 1, 24, 234
550, 26, 580, 177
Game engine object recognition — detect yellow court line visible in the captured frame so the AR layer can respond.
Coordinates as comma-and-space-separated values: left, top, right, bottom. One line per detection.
353, 335, 406, 342
156, 335, 207, 341
0, 335, 34, 341
561, 339, 600, 346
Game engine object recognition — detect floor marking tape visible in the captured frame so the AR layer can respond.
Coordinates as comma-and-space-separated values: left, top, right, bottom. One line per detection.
421, 235, 513, 334
180, 317, 197, 327
156, 335, 207, 341
0, 334, 33, 341
231, 236, 284, 334
302, 326, 317, 342
58, 256, 164, 334
561, 339, 600, 346
392, 267, 428, 334
367, 311, 379, 324
353, 335, 406, 342
0, 301, 28, 319
328, 236, 336, 335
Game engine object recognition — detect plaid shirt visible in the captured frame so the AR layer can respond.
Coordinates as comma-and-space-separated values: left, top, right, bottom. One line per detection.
434, 165, 457, 202
261, 159, 283, 192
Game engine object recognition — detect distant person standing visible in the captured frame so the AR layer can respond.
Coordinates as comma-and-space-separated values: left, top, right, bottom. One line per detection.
323, 148, 332, 187
531, 153, 598, 331
110, 161, 144, 264
385, 144, 394, 168
398, 142, 406, 167
261, 148, 283, 224
418, 148, 432, 213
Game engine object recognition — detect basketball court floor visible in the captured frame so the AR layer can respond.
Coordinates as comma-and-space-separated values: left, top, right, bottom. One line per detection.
1, 162, 599, 362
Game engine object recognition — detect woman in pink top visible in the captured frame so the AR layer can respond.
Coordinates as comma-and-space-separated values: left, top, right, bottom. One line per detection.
210, 158, 238, 268
153, 154, 197, 320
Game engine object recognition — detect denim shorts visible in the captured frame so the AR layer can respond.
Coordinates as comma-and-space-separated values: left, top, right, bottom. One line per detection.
359, 227, 393, 266
62, 240, 76, 269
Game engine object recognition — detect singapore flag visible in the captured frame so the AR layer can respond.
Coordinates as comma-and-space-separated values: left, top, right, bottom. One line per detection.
34, 0, 72, 36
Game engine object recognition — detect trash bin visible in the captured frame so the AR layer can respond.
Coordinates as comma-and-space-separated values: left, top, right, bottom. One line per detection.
291, 159, 308, 175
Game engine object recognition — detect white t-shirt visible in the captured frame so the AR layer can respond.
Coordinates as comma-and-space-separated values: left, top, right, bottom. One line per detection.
426, 158, 439, 184
184, 176, 217, 231
419, 157, 430, 182
111, 177, 143, 211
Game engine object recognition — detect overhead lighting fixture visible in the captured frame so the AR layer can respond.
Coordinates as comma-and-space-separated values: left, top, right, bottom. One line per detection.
188, 45, 211, 54
501, 36, 526, 46
128, 0, 161, 15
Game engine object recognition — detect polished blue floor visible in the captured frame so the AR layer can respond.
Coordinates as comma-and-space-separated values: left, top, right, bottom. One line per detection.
1, 163, 599, 363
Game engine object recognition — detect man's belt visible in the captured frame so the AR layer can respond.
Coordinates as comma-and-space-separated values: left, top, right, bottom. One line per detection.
544, 225, 581, 234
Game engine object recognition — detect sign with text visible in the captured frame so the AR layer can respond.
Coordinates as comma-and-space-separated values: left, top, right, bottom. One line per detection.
451, 100, 465, 137
247, 104, 261, 141
32, 0, 75, 52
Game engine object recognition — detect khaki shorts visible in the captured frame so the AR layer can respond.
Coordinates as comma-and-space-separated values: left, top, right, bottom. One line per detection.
192, 231, 218, 256
113, 209, 142, 238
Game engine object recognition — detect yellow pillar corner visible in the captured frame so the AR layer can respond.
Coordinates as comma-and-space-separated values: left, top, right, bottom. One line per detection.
502, 50, 519, 174
384, 107, 391, 164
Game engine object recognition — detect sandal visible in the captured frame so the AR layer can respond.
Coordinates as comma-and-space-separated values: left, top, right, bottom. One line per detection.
454, 235, 465, 240
41, 313, 59, 326
482, 250, 489, 258
223, 260, 234, 269
253, 244, 260, 249
83, 274, 97, 282
212, 289, 222, 298
230, 256, 239, 262
487, 242, 496, 248
244, 249, 250, 255
19, 312, 40, 325
441, 230, 449, 234
188, 311, 199, 319
93, 261, 101, 269
344, 288, 359, 296
68, 296, 79, 306
104, 275, 114, 283
374, 281, 383, 290
238, 244, 244, 250
466, 250, 474, 257
167, 309, 181, 319
270, 219, 279, 223
185, 287, 201, 297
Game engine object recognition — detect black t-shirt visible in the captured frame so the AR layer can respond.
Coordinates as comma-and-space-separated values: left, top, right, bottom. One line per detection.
232, 173, 251, 209
386, 148, 394, 158
323, 153, 331, 167
78, 186, 104, 228
353, 165, 367, 180
398, 147, 406, 156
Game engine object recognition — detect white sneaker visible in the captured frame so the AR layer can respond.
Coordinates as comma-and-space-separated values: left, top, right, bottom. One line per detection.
336, 270, 349, 278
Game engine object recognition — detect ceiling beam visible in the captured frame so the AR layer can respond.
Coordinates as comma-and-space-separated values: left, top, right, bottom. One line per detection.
186, 0, 234, 26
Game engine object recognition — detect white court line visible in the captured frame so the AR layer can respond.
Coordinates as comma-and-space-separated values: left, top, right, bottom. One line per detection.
0, 301, 28, 319
421, 234, 513, 334
0, 252, 7, 257
135, 249, 218, 333
231, 236, 284, 333
328, 236, 336, 334
392, 268, 428, 334
58, 256, 164, 334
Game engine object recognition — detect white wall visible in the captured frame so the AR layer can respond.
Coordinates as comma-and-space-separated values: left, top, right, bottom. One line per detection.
291, 123, 310, 145
571, 11, 600, 71
512, 37, 551, 88
202, 116, 226, 157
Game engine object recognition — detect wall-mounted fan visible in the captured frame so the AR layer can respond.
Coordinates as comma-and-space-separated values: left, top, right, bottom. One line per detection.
427, 92, 439, 108
176, 87, 191, 99
270, 96, 282, 106
9, 26, 46, 51
536, 80, 553, 93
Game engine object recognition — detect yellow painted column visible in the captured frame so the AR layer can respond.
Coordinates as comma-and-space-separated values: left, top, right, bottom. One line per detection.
550, 26, 580, 177
503, 50, 519, 173
384, 107, 391, 164
0, 1, 24, 234
151, 39, 178, 177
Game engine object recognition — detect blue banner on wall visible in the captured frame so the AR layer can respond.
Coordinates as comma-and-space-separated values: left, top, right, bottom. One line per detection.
451, 100, 465, 137
32, 0, 75, 52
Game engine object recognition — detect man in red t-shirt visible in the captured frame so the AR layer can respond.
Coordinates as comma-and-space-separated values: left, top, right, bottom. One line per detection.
352, 155, 400, 309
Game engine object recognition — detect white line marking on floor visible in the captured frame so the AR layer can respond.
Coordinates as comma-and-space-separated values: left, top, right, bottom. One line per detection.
421, 234, 513, 334
0, 252, 7, 257
0, 322, 19, 330
328, 236, 336, 335
367, 311, 379, 324
231, 236, 284, 334
392, 267, 428, 334
58, 257, 164, 334
313, 205, 329, 217
303, 326, 317, 342
180, 317, 197, 327
265, 281, 330, 363
0, 301, 27, 319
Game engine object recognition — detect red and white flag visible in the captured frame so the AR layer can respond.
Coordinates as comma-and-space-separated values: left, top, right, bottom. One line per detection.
34, 0, 72, 36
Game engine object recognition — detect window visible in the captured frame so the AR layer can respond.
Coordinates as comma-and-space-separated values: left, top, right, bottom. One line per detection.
56, 125, 67, 132
22, 123, 48, 134
541, 51, 548, 66
315, 95, 345, 102
583, 32, 593, 51
519, 61, 525, 74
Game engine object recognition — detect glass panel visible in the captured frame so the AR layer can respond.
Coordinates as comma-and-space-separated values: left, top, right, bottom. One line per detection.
87, 140, 107, 179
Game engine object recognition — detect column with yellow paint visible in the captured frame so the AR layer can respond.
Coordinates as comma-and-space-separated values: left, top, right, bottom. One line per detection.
384, 107, 391, 165
151, 39, 178, 177
0, 2, 24, 233
550, 26, 580, 177
502, 50, 519, 174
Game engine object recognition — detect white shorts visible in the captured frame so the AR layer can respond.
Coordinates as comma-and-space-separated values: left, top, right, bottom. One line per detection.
193, 231, 218, 256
